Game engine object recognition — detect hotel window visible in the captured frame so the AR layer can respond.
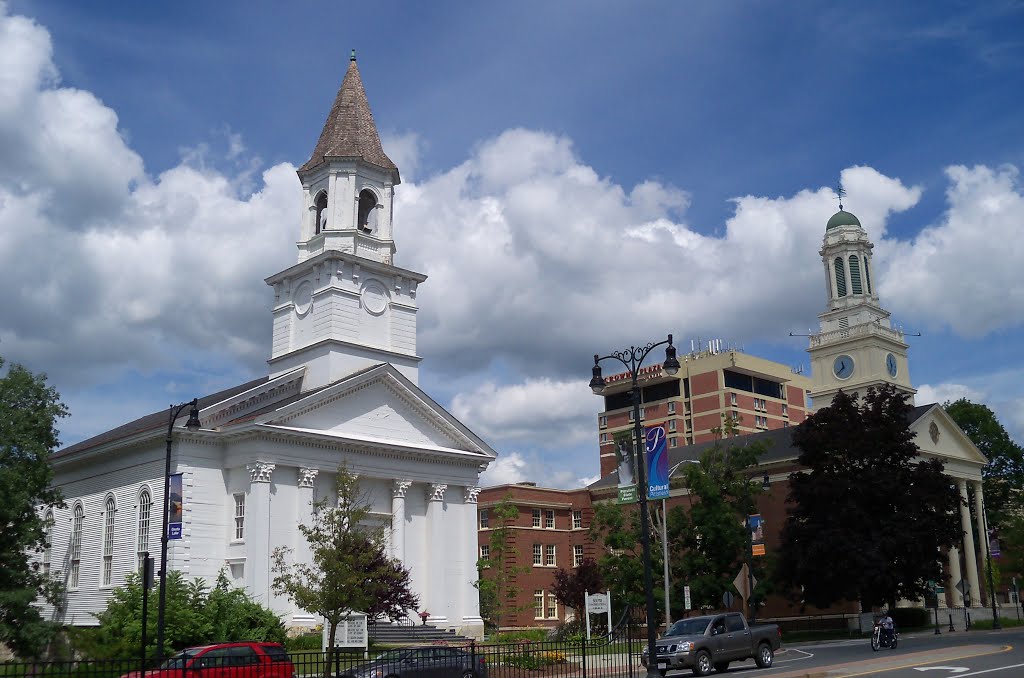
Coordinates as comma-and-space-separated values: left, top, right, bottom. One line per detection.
573, 544, 584, 567
730, 392, 737, 406
670, 437, 678, 448
70, 503, 84, 590
534, 590, 544, 619
572, 510, 582, 529
784, 421, 790, 428
600, 432, 610, 443
102, 495, 116, 586
479, 509, 489, 529
685, 420, 692, 431
599, 415, 607, 428
546, 593, 558, 619
545, 544, 556, 566
234, 494, 245, 540
629, 410, 635, 422
137, 488, 152, 570
545, 509, 555, 528
42, 511, 53, 578
533, 543, 542, 566
532, 508, 541, 527
640, 407, 646, 420
782, 404, 789, 417
479, 544, 490, 566
667, 402, 676, 414
668, 419, 677, 432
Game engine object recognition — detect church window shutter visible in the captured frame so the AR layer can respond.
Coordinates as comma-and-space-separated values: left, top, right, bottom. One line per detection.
834, 257, 847, 297
103, 495, 116, 586
43, 511, 53, 577
864, 256, 872, 294
849, 255, 863, 295
70, 503, 84, 589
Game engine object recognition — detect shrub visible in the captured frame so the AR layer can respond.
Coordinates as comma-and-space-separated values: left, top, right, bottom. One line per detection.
286, 633, 324, 651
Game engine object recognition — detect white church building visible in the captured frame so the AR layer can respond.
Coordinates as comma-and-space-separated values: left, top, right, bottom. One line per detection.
41, 54, 495, 639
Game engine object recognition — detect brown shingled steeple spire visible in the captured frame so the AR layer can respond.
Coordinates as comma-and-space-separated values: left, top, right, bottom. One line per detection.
300, 52, 399, 178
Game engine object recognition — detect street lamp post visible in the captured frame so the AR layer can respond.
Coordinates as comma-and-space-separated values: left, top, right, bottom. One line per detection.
662, 459, 700, 629
155, 399, 201, 660
745, 473, 770, 623
590, 334, 680, 678
981, 500, 1001, 630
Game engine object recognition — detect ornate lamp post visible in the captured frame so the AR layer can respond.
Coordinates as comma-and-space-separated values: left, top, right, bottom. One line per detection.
744, 473, 770, 622
982, 500, 1001, 630
155, 399, 201, 660
590, 334, 680, 678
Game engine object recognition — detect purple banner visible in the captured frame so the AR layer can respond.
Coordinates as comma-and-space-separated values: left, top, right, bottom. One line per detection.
646, 425, 669, 499
168, 473, 183, 540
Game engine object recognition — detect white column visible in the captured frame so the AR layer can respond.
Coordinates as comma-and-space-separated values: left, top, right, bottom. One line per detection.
297, 468, 319, 564
245, 461, 275, 605
391, 480, 412, 562
427, 483, 448, 627
972, 481, 995, 606
461, 487, 484, 638
948, 546, 964, 607
958, 480, 981, 607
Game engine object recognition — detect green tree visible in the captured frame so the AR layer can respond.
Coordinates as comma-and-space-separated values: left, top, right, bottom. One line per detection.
778, 385, 961, 611
672, 419, 771, 616
944, 398, 1024, 527
474, 496, 528, 630
87, 570, 285, 660
272, 466, 418, 676
550, 557, 604, 617
0, 358, 68, 658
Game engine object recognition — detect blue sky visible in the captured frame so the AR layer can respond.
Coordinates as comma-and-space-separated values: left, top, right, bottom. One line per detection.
2, 1, 1023, 487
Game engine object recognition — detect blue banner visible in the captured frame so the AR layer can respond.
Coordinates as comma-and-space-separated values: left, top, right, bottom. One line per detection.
646, 425, 669, 499
168, 473, 183, 540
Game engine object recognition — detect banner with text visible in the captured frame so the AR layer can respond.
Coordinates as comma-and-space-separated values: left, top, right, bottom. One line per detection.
646, 425, 669, 499
614, 430, 637, 504
168, 473, 184, 540
749, 514, 765, 556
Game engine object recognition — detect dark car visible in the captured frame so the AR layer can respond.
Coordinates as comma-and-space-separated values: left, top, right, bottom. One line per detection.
342, 646, 487, 678
123, 642, 294, 678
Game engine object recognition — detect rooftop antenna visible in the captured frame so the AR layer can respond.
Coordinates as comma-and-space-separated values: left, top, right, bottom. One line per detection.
836, 180, 846, 211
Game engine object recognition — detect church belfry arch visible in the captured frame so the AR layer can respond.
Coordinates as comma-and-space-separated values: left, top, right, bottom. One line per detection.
314, 190, 328, 234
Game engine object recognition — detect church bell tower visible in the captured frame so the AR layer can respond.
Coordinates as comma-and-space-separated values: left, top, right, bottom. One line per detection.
265, 51, 426, 389
807, 196, 915, 409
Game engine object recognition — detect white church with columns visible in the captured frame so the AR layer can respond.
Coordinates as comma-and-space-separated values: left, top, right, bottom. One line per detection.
808, 204, 991, 610
42, 53, 495, 638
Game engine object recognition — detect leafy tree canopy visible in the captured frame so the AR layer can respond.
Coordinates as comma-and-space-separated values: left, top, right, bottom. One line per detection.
272, 465, 418, 673
779, 385, 961, 611
551, 558, 604, 615
86, 570, 286, 660
944, 398, 1024, 526
0, 358, 68, 658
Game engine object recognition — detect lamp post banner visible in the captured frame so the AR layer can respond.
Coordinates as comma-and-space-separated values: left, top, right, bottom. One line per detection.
168, 473, 183, 540
749, 514, 765, 556
614, 431, 635, 488
646, 425, 669, 499
990, 528, 1001, 558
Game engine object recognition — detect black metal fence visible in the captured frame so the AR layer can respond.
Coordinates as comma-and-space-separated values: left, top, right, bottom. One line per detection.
1, 616, 643, 678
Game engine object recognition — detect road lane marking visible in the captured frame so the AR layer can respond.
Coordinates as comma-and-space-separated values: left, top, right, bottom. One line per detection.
953, 662, 1024, 677
828, 645, 1012, 677
913, 668, 968, 674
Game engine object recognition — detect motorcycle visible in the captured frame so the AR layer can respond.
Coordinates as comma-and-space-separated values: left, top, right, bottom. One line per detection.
870, 622, 898, 651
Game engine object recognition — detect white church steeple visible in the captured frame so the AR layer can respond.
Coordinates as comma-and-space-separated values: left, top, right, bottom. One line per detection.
265, 52, 426, 389
807, 189, 915, 409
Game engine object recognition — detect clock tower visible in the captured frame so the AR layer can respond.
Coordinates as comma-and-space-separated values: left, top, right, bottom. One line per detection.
806, 204, 915, 409
265, 52, 426, 390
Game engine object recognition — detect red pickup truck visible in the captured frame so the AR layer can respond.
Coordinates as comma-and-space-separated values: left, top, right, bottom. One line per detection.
123, 642, 294, 678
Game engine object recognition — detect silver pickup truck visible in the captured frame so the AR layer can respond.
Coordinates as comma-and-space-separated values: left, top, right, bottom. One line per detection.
641, 612, 781, 676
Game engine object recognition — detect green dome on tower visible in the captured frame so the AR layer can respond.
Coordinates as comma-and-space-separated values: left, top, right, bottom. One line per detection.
826, 209, 861, 230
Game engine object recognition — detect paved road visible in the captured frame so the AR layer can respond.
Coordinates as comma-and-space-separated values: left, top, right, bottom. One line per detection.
746, 626, 1024, 677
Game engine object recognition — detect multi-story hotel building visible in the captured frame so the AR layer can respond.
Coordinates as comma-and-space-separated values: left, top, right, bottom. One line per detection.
595, 347, 812, 478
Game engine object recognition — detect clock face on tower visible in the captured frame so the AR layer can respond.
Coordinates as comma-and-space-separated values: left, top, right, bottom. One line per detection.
886, 353, 898, 378
833, 354, 855, 380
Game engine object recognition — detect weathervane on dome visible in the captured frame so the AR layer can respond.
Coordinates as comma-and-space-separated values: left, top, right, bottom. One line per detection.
835, 180, 846, 211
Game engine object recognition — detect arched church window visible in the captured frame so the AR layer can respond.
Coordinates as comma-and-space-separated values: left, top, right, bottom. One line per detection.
864, 256, 872, 294
70, 503, 84, 589
849, 255, 863, 295
834, 256, 847, 297
102, 495, 116, 586
137, 488, 152, 571
314, 192, 328, 234
358, 189, 376, 232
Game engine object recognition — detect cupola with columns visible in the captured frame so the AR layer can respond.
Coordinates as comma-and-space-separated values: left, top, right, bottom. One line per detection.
807, 187, 915, 408
265, 51, 426, 389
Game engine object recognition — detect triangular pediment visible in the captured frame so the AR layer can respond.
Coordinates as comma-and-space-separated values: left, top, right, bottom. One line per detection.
910, 403, 988, 470
251, 364, 495, 458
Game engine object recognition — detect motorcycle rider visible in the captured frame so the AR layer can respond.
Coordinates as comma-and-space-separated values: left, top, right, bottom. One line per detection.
879, 611, 895, 645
